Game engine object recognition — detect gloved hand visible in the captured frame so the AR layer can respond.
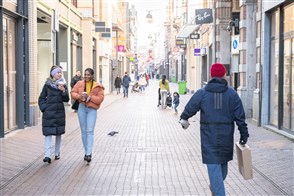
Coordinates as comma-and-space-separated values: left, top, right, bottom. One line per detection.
239, 133, 249, 145
179, 119, 190, 129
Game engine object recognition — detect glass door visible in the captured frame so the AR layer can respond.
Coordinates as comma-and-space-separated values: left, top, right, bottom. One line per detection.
3, 16, 17, 133
282, 4, 294, 132
283, 38, 293, 131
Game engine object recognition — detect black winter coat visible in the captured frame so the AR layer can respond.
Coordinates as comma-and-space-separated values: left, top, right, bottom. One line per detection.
180, 78, 249, 164
38, 79, 70, 136
114, 77, 122, 88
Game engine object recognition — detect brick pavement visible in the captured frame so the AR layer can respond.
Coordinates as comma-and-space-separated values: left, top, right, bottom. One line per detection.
0, 80, 293, 196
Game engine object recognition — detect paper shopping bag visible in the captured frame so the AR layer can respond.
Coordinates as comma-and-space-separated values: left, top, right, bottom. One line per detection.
235, 142, 253, 180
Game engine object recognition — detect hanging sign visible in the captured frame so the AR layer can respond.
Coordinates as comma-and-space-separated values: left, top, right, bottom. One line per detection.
195, 9, 213, 24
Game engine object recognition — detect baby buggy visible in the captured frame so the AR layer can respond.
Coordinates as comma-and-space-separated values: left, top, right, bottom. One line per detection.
131, 82, 140, 93
166, 93, 172, 107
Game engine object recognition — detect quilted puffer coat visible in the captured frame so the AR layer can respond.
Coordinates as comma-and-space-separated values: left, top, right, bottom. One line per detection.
38, 78, 70, 136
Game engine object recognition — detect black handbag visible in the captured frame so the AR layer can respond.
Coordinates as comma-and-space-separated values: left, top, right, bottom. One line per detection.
71, 100, 79, 110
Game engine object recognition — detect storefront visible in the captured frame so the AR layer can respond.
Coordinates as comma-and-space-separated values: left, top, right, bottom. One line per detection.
0, 0, 29, 137
262, 1, 293, 134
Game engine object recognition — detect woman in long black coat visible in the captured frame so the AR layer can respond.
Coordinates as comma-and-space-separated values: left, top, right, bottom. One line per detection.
114, 75, 122, 94
38, 65, 69, 163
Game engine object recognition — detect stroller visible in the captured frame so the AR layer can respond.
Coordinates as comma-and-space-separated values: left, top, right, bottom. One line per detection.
166, 93, 172, 107
131, 82, 140, 93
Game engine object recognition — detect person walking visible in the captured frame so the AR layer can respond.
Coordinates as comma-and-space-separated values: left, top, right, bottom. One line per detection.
179, 63, 249, 196
122, 71, 131, 98
70, 70, 83, 89
138, 74, 147, 92
38, 65, 70, 164
70, 70, 83, 111
71, 68, 105, 163
172, 92, 180, 113
159, 75, 170, 108
114, 75, 122, 94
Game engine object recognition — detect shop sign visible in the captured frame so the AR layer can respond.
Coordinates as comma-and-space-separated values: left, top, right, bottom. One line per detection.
118, 45, 125, 52
190, 33, 200, 39
194, 48, 201, 56
195, 9, 213, 24
176, 38, 185, 46
231, 35, 239, 54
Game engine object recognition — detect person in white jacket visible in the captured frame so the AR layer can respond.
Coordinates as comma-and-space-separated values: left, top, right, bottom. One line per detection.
138, 74, 147, 92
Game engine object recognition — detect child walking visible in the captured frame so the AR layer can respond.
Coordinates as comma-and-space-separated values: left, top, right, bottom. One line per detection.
38, 65, 70, 163
173, 92, 180, 113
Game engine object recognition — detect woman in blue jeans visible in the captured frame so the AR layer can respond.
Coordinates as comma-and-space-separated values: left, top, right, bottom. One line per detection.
71, 68, 105, 163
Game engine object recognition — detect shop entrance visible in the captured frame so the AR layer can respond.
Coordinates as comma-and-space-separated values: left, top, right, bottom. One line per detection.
3, 16, 17, 133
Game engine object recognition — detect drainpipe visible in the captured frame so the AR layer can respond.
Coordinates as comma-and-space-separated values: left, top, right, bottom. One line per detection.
258, 0, 262, 127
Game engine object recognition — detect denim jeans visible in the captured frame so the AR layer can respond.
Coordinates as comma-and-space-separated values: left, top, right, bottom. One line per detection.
123, 86, 129, 97
116, 87, 120, 94
78, 103, 97, 155
207, 163, 228, 196
45, 135, 61, 157
173, 103, 179, 112
160, 90, 168, 108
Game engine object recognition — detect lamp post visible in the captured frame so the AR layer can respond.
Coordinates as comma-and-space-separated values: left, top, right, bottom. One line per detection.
146, 11, 153, 23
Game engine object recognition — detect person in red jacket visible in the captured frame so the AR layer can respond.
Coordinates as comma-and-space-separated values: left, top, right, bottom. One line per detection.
71, 68, 105, 163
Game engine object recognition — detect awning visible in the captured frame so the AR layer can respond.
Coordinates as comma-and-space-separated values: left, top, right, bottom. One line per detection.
176, 24, 200, 38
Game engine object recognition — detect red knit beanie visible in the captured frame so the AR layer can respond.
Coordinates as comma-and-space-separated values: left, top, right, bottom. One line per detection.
210, 63, 226, 78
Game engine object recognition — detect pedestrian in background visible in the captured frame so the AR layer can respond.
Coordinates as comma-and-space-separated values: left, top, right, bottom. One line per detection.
159, 75, 170, 108
122, 71, 131, 98
70, 70, 83, 111
71, 68, 104, 163
114, 75, 122, 95
38, 65, 70, 164
70, 70, 83, 89
172, 92, 180, 113
138, 74, 147, 92
179, 63, 249, 196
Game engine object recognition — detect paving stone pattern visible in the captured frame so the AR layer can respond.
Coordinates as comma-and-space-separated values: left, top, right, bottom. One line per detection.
0, 80, 293, 196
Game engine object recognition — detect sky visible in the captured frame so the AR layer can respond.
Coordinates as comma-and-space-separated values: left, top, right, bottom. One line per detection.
127, 0, 167, 47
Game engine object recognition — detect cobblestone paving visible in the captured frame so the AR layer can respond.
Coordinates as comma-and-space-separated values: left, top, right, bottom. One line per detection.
0, 80, 293, 196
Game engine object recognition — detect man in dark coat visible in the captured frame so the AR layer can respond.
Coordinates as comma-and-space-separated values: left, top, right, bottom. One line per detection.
179, 63, 249, 195
122, 72, 131, 98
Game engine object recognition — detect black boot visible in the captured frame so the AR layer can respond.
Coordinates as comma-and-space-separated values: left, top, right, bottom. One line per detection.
43, 157, 51, 163
85, 155, 92, 163
55, 154, 60, 160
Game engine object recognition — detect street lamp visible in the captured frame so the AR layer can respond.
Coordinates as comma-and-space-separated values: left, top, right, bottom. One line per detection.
146, 11, 153, 23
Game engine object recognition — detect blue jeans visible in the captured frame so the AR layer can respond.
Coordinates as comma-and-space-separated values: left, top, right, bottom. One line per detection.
116, 87, 120, 94
160, 90, 168, 108
45, 135, 61, 157
123, 86, 129, 97
173, 103, 179, 112
78, 103, 97, 155
207, 163, 228, 196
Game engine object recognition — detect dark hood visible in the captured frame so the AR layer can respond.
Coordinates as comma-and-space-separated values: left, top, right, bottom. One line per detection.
204, 78, 228, 93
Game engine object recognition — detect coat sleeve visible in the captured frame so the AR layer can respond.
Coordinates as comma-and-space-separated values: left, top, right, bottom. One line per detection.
62, 85, 70, 102
38, 85, 47, 112
70, 81, 82, 100
180, 89, 203, 120
90, 86, 105, 106
233, 93, 249, 137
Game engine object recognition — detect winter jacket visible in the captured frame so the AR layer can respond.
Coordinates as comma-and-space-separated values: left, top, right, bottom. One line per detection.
70, 80, 104, 110
114, 77, 122, 88
70, 75, 83, 88
122, 75, 131, 87
38, 78, 70, 136
180, 78, 249, 164
173, 94, 180, 105
159, 79, 170, 91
